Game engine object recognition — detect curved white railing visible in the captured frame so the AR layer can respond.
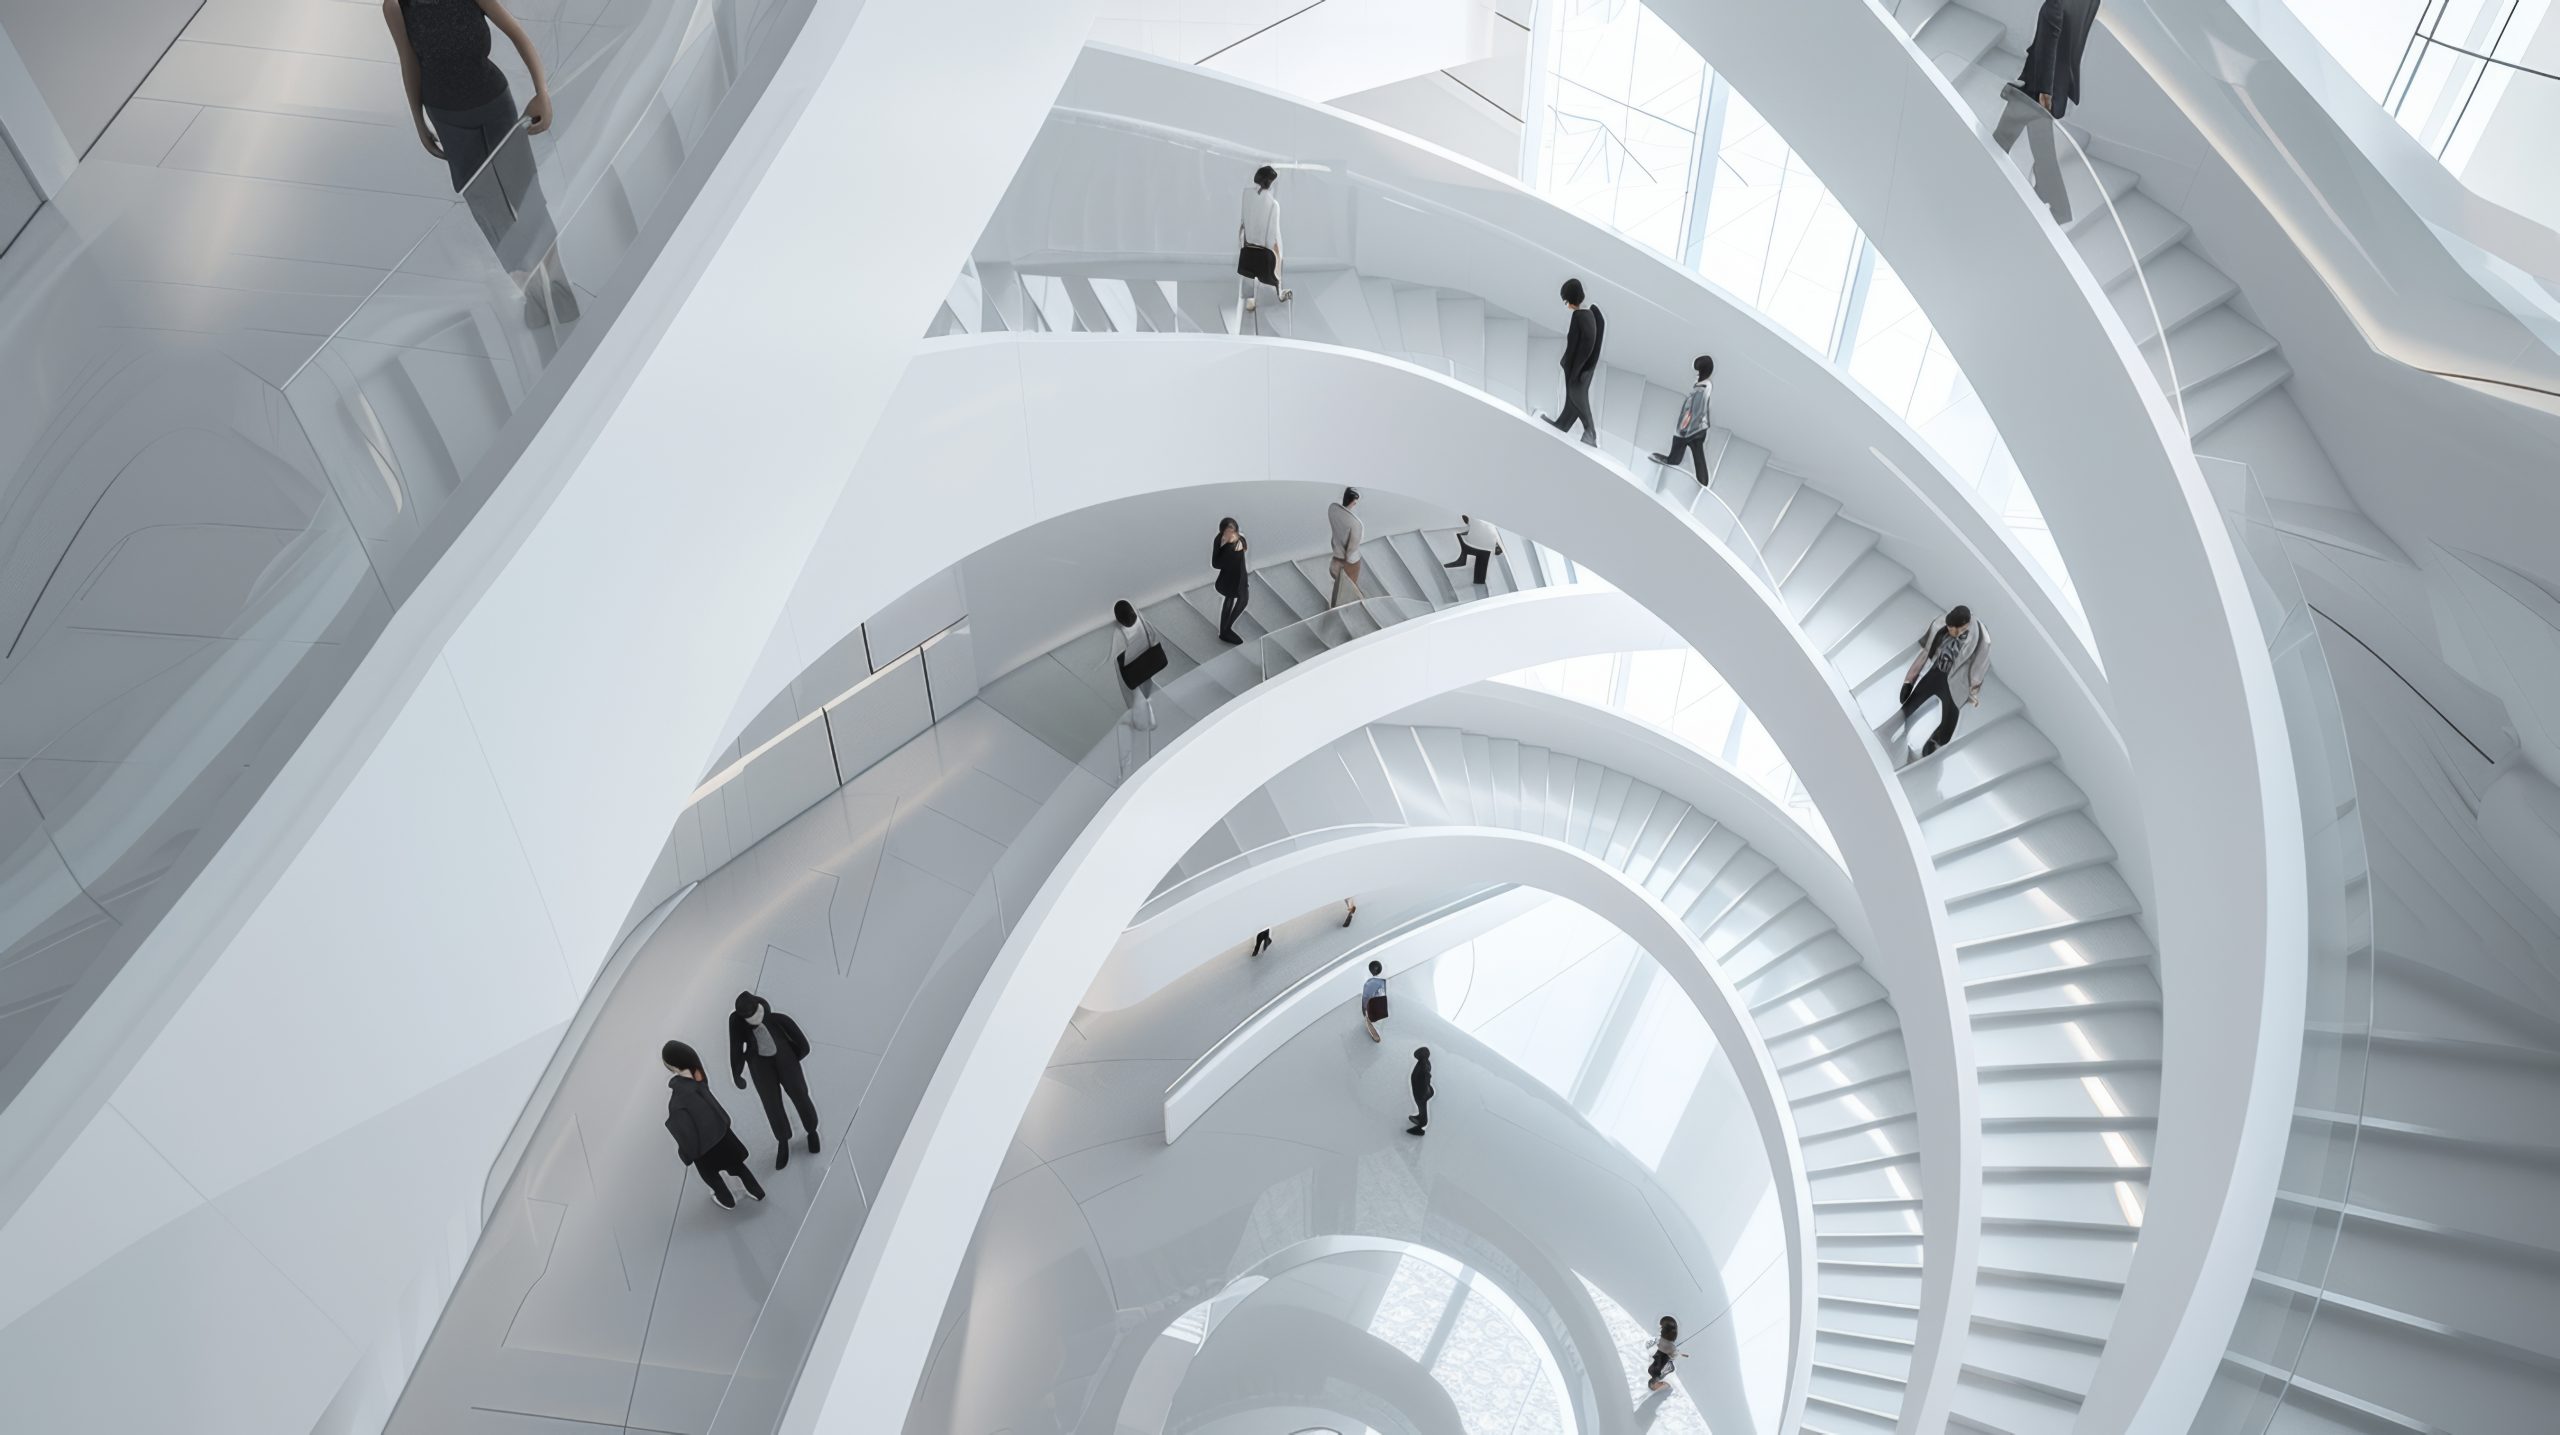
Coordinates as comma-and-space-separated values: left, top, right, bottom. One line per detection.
1652, 1, 2308, 1428
770, 335, 1976, 1435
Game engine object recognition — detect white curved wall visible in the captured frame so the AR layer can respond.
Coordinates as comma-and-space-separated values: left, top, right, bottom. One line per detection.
1124, 824, 1820, 1434
753, 334, 1978, 1427
0, 5, 1098, 1431
1650, 2, 2308, 1425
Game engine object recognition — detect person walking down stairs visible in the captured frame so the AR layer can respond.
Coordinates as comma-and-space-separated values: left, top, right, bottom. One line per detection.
1539, 278, 1605, 446
1111, 599, 1167, 769
1880, 605, 1991, 764
1211, 517, 1252, 643
1991, 0, 2099, 222
1649, 356, 1717, 487
1327, 488, 1367, 607
1407, 1047, 1433, 1135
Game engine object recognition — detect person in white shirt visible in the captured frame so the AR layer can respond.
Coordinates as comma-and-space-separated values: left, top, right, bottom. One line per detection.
1444, 513, 1505, 587
1238, 164, 1288, 313
1358, 959, 1388, 1042
1110, 600, 1162, 770
1326, 487, 1365, 607
1649, 355, 1717, 487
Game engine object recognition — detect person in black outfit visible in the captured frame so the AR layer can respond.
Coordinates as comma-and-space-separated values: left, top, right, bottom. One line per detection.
1407, 1047, 1434, 1135
1252, 928, 1272, 956
730, 991, 821, 1169
1540, 278, 1605, 446
383, 0, 578, 328
1991, 0, 2100, 222
1212, 518, 1250, 644
663, 1040, 764, 1208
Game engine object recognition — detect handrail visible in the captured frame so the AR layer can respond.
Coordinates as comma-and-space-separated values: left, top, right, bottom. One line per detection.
1157, 884, 1511, 1106
1139, 821, 1404, 917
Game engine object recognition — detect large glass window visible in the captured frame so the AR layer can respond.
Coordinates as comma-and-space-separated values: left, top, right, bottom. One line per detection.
1525, 0, 2087, 619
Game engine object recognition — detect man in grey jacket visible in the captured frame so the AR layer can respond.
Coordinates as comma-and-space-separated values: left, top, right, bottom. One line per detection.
1882, 605, 1991, 762
1327, 487, 1365, 607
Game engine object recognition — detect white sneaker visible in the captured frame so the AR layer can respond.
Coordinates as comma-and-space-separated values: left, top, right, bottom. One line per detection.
1244, 296, 1257, 312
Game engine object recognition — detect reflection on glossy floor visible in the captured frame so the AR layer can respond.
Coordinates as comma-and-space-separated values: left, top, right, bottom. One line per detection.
909, 895, 1789, 1435
389, 703, 1077, 1434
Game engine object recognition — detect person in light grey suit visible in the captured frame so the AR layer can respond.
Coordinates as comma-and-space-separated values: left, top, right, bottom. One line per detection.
1327, 487, 1366, 607
1991, 0, 2100, 222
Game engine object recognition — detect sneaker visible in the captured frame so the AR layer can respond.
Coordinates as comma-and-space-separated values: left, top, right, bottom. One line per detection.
712, 1187, 738, 1209
1244, 296, 1257, 312
1649, 453, 1673, 466
743, 1181, 766, 1202
1278, 288, 1293, 302
1406, 1125, 1425, 1135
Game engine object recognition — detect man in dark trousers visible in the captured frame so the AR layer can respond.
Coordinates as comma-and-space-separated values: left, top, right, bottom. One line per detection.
1992, 0, 2100, 222
730, 990, 820, 1168
1540, 278, 1604, 446
1407, 1047, 1434, 1135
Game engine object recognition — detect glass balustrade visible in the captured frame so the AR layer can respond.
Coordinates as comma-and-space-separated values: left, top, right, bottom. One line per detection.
0, 0, 809, 1105
2187, 455, 2376, 1435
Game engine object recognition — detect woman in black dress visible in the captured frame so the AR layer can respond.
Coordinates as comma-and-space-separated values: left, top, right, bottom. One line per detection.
661, 1040, 764, 1209
383, 0, 578, 328
1212, 517, 1249, 644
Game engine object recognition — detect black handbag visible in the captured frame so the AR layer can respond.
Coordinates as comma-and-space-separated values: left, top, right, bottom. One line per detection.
1120, 642, 1167, 690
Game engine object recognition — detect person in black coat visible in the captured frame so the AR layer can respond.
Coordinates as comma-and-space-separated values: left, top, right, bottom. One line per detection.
1540, 278, 1605, 447
1992, 0, 2100, 221
663, 1040, 763, 1208
1407, 1047, 1434, 1135
730, 991, 821, 1169
1212, 517, 1250, 644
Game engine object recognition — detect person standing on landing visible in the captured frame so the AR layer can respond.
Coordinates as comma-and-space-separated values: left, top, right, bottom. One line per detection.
1327, 488, 1366, 608
1407, 1047, 1434, 1135
729, 992, 819, 1169
662, 1040, 763, 1209
1991, 0, 2100, 222
1444, 514, 1504, 588
1540, 278, 1605, 446
1359, 959, 1388, 1042
1649, 356, 1716, 487
1238, 164, 1290, 316
1212, 518, 1250, 644
383, 0, 578, 328
1883, 605, 1992, 762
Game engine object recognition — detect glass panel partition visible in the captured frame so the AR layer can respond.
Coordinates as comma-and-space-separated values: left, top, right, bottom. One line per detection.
2186, 455, 2376, 1435
0, 0, 811, 1105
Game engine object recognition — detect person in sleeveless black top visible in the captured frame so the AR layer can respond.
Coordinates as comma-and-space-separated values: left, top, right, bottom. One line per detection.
384, 0, 578, 329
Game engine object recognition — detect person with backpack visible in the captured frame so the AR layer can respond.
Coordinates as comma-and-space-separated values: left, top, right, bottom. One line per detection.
1540, 278, 1605, 446
662, 1040, 764, 1209
1649, 356, 1716, 487
729, 992, 820, 1169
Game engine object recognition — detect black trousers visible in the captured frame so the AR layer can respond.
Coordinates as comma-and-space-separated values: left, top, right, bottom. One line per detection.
1548, 374, 1597, 444
691, 1132, 763, 1201
1410, 1082, 1433, 1129
1895, 668, 1963, 752
746, 1054, 819, 1141
1446, 542, 1493, 585
1663, 430, 1711, 486
1217, 587, 1248, 639
423, 86, 555, 273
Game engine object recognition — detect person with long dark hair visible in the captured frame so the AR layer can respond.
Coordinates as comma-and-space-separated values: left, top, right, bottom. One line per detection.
1212, 517, 1250, 644
661, 1040, 763, 1209
383, 0, 579, 328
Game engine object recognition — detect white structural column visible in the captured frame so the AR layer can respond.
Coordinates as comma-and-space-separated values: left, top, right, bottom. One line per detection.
1126, 824, 1822, 1428
774, 335, 1975, 1433
0, 3, 1094, 1432
1648, 2, 2307, 1429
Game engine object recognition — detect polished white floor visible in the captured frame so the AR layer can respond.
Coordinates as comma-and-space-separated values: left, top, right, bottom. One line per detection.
907, 894, 1790, 1435
388, 701, 1082, 1434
